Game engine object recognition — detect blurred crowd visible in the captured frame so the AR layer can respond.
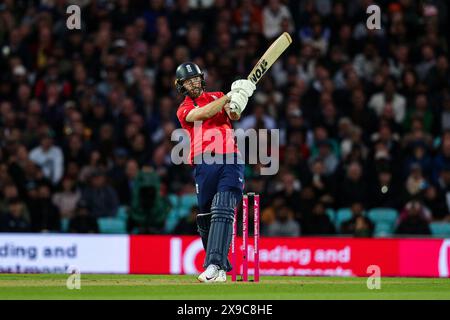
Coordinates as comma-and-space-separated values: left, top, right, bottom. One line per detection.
0, 0, 449, 237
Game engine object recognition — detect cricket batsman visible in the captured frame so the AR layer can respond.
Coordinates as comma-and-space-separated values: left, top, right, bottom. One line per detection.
175, 62, 255, 282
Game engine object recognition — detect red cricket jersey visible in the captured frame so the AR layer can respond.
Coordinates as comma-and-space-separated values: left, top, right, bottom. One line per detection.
176, 91, 238, 164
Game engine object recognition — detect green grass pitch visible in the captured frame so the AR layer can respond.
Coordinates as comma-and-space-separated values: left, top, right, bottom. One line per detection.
0, 274, 449, 300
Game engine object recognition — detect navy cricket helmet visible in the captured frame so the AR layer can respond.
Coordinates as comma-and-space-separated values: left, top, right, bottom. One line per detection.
174, 62, 206, 96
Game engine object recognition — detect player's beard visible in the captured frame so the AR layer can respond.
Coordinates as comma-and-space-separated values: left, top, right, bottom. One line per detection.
189, 86, 203, 98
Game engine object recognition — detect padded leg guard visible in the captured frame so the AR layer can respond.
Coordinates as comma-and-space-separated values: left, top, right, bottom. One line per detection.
196, 212, 212, 251
205, 191, 237, 271
198, 212, 233, 271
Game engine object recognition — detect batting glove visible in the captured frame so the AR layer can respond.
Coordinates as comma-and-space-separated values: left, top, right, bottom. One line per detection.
229, 91, 248, 115
231, 79, 256, 97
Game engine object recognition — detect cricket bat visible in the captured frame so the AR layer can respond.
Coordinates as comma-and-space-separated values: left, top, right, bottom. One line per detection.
247, 32, 292, 85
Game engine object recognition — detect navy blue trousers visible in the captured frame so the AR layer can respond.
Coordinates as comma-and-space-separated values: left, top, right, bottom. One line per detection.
193, 153, 244, 213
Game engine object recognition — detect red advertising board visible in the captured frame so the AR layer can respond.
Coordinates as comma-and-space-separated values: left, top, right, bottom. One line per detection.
129, 235, 450, 278
0, 234, 448, 276
398, 239, 450, 277
129, 235, 205, 274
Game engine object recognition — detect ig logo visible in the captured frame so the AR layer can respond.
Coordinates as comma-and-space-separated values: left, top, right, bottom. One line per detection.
366, 265, 381, 290
66, 265, 81, 290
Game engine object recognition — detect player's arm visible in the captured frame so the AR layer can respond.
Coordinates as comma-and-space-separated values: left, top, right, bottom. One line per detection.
186, 79, 254, 122
185, 95, 231, 122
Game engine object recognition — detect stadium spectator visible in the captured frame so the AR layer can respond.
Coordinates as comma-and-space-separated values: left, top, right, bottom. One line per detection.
353, 42, 381, 82
309, 127, 340, 175
403, 163, 429, 203
368, 77, 406, 124
348, 88, 378, 139
301, 201, 335, 235
340, 202, 374, 237
368, 168, 401, 210
426, 55, 449, 94
306, 158, 335, 206
403, 94, 433, 134
432, 131, 450, 183
266, 205, 300, 237
299, 14, 330, 56
52, 176, 81, 219
173, 205, 199, 235
80, 170, 120, 218
28, 182, 61, 232
297, 186, 316, 221
78, 150, 105, 183
0, 198, 30, 233
440, 93, 450, 132
108, 149, 131, 200
272, 172, 301, 217
237, 103, 277, 131
0, 183, 22, 214
63, 134, 89, 168
233, 0, 263, 35
436, 165, 450, 220
403, 141, 433, 179
310, 140, 339, 176
423, 185, 449, 221
112, 158, 139, 207
416, 44, 436, 81
262, 0, 294, 40
396, 200, 432, 235
281, 142, 310, 182
68, 200, 99, 234
338, 161, 368, 208
260, 195, 284, 236
29, 131, 64, 185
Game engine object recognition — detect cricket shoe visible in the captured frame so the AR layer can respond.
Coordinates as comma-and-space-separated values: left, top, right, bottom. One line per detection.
215, 270, 227, 282
197, 264, 220, 283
